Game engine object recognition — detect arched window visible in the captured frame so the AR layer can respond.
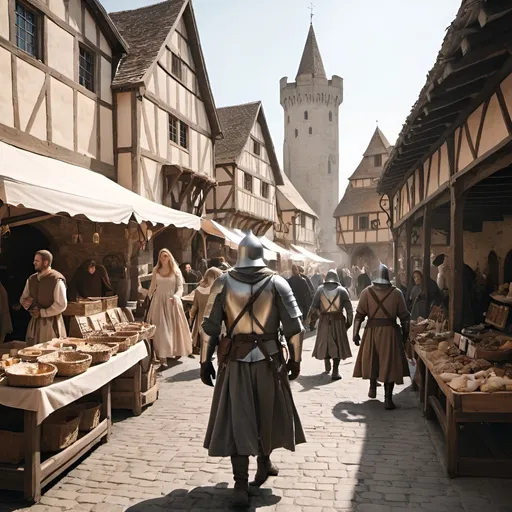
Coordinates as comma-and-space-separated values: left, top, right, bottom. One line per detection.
309, 127, 312, 135
304, 111, 308, 120
329, 111, 332, 122
328, 159, 332, 174
287, 115, 290, 124
295, 129, 298, 138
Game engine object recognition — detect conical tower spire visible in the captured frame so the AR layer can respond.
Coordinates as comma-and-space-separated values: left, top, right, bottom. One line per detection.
296, 23, 326, 80
363, 127, 392, 157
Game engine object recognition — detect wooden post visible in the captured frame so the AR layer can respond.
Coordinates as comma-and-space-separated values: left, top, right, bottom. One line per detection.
446, 401, 459, 478
449, 183, 466, 332
133, 363, 142, 416
24, 410, 41, 502
393, 228, 400, 287
405, 218, 413, 289
101, 382, 112, 443
423, 204, 432, 309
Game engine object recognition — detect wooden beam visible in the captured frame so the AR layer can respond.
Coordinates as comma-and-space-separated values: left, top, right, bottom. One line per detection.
422, 204, 432, 308
449, 183, 466, 332
405, 218, 413, 288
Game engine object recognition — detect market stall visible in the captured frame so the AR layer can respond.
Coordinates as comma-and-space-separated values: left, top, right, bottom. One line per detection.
0, 334, 149, 502
410, 323, 512, 478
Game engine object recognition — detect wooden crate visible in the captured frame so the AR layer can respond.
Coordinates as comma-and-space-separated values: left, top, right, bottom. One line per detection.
63, 301, 103, 317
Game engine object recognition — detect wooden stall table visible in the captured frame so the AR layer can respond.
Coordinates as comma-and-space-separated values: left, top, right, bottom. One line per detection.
0, 342, 148, 502
415, 345, 512, 478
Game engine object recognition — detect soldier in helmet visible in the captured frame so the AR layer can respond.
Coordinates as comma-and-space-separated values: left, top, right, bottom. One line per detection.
308, 270, 353, 380
200, 231, 306, 508
352, 264, 410, 410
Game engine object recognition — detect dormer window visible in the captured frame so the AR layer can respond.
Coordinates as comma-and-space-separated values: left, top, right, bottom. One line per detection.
252, 139, 261, 156
374, 154, 383, 167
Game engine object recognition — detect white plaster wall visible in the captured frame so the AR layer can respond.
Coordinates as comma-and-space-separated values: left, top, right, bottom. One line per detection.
479, 94, 508, 157
0, 48, 13, 127
502, 74, 512, 121
116, 92, 132, 148
77, 93, 97, 158
49, 0, 66, 20
99, 33, 111, 57
68, 0, 81, 33
50, 78, 74, 150
47, 20, 74, 81
141, 157, 163, 203
0, 1, 9, 39
118, 152, 132, 190
17, 59, 45, 131
157, 107, 168, 160
100, 57, 112, 104
100, 106, 113, 164
84, 8, 96, 44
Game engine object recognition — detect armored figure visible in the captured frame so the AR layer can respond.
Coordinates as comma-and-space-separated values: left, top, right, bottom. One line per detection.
200, 232, 306, 508
352, 264, 410, 409
308, 270, 353, 380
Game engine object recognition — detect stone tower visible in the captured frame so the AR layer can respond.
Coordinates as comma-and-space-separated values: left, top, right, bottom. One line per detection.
280, 23, 343, 260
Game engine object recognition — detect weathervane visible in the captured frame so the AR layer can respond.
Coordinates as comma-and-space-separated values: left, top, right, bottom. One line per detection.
309, 2, 315, 23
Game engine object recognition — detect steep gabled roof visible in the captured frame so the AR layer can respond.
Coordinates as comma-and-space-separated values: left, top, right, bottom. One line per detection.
110, 0, 221, 137
349, 127, 393, 181
333, 184, 382, 217
277, 173, 318, 218
215, 102, 283, 185
363, 127, 392, 157
296, 24, 326, 80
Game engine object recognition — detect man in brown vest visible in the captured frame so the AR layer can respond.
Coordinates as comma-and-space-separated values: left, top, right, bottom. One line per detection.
20, 250, 67, 346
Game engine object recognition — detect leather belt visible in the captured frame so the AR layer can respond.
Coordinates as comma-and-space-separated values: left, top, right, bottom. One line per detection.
366, 318, 397, 327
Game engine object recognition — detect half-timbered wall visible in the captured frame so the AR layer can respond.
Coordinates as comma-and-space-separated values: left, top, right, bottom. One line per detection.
336, 212, 390, 246
115, 15, 214, 202
276, 209, 316, 247
0, 0, 116, 177
393, 72, 512, 225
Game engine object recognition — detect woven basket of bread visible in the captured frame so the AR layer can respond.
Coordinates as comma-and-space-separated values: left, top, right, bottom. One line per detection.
38, 352, 92, 377
5, 362, 57, 387
75, 343, 114, 365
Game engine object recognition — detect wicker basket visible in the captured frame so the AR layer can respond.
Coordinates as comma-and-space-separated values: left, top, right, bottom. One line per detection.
0, 430, 24, 464
83, 335, 135, 352
5, 362, 57, 388
18, 347, 58, 362
38, 352, 92, 377
87, 296, 119, 311
41, 411, 80, 452
63, 300, 103, 317
104, 342, 120, 356
72, 402, 102, 432
75, 343, 113, 365
47, 341, 79, 351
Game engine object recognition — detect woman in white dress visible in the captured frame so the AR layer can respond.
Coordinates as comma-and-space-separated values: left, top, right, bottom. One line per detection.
147, 248, 192, 367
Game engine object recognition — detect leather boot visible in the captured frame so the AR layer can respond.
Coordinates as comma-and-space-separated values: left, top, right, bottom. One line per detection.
368, 379, 378, 399
231, 455, 249, 507
384, 382, 396, 410
324, 358, 331, 374
249, 455, 279, 487
331, 359, 342, 381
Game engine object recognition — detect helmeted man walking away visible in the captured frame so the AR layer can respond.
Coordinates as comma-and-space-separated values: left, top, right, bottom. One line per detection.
200, 231, 306, 508
352, 264, 410, 410
308, 270, 353, 380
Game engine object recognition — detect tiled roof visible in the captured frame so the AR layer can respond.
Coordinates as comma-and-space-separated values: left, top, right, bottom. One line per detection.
110, 0, 221, 137
363, 127, 392, 157
110, 0, 185, 87
296, 24, 326, 80
215, 102, 283, 185
277, 173, 318, 218
333, 184, 382, 217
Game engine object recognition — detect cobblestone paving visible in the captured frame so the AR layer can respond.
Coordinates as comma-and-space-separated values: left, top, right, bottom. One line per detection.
2, 326, 512, 511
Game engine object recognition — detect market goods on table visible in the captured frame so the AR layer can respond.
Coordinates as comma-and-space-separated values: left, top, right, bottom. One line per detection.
63, 300, 103, 317
18, 347, 58, 362
75, 343, 114, 365
38, 351, 92, 377
4, 362, 57, 387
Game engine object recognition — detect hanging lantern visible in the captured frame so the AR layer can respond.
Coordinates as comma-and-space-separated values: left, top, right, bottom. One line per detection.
92, 223, 100, 244
72, 221, 81, 244
146, 228, 153, 241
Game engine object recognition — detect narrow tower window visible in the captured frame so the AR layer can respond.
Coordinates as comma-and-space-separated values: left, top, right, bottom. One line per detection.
328, 159, 332, 174
309, 127, 312, 135
295, 129, 298, 138
304, 111, 308, 120
374, 154, 383, 167
287, 115, 290, 124
329, 111, 332, 122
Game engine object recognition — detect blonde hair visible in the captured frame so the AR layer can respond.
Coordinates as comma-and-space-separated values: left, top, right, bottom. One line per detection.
154, 248, 179, 276
199, 267, 222, 288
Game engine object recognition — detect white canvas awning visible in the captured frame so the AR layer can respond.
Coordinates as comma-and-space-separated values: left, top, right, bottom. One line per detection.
0, 141, 200, 230
291, 244, 334, 263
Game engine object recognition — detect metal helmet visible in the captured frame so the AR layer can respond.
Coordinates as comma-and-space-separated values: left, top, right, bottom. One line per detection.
235, 231, 266, 269
324, 270, 340, 285
372, 263, 391, 286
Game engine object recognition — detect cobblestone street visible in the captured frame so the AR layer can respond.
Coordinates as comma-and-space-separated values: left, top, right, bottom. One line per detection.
2, 328, 512, 512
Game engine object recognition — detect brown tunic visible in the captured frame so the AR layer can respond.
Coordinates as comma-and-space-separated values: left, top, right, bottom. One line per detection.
28, 270, 66, 308
189, 287, 210, 349
353, 285, 410, 385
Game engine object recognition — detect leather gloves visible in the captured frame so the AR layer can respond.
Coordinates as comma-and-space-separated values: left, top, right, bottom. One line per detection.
200, 361, 216, 387
353, 334, 361, 347
287, 360, 300, 381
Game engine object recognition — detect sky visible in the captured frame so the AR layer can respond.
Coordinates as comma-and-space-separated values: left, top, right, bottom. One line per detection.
102, 0, 461, 199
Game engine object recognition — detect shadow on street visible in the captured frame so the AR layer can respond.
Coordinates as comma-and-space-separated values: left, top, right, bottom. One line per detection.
124, 485, 281, 511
